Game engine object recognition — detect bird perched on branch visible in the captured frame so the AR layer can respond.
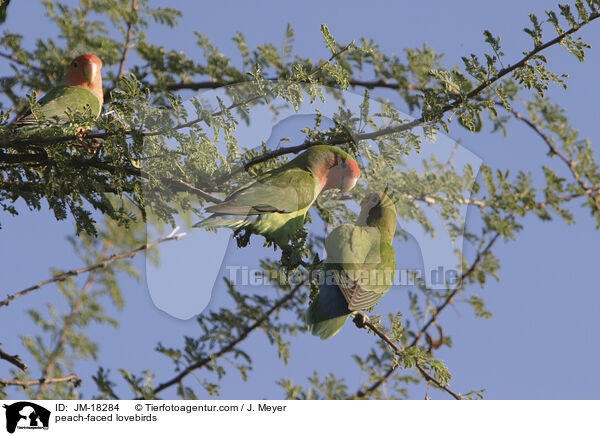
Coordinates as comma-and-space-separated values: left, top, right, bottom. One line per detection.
14, 54, 104, 132
194, 145, 361, 249
306, 191, 397, 339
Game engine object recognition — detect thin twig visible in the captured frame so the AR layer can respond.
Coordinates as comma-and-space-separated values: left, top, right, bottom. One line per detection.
415, 363, 461, 400
117, 0, 137, 79
0, 227, 186, 308
0, 347, 28, 371
166, 177, 223, 203
0, 52, 44, 72
0, 374, 81, 387
157, 76, 423, 94
353, 312, 462, 399
36, 266, 100, 398
502, 103, 600, 214
411, 232, 502, 347
0, 151, 223, 203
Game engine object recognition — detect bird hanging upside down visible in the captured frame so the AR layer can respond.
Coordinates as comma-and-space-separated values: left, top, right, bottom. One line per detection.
306, 191, 397, 339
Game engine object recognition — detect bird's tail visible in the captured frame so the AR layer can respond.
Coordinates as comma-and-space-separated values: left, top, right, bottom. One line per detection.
193, 214, 257, 230
306, 283, 351, 340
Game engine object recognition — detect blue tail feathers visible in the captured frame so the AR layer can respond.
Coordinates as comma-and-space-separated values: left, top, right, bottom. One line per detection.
306, 283, 351, 340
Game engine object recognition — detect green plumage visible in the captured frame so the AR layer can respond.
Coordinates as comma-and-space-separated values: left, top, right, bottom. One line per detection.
15, 86, 102, 131
306, 192, 397, 339
194, 145, 357, 248
324, 225, 396, 310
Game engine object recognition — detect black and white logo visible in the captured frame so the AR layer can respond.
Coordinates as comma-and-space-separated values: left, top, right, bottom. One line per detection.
3, 402, 51, 433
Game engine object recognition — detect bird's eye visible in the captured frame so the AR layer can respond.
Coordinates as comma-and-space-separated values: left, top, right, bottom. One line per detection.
73, 61, 79, 68
341, 159, 348, 168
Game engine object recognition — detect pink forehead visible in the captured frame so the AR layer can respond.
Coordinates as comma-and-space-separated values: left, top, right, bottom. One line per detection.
72, 54, 102, 66
344, 158, 361, 178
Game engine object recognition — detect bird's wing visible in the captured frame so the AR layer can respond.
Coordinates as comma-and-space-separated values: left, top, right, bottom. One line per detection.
325, 225, 396, 311
206, 167, 318, 215
16, 86, 101, 127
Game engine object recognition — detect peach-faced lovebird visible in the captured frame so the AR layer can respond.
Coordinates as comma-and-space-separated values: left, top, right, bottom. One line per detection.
15, 54, 103, 130
194, 145, 361, 248
306, 191, 397, 339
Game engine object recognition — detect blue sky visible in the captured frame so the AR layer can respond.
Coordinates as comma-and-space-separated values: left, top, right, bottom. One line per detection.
1, 0, 599, 399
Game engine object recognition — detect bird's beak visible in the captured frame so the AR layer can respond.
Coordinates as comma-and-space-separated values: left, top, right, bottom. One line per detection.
83, 62, 98, 85
356, 197, 370, 225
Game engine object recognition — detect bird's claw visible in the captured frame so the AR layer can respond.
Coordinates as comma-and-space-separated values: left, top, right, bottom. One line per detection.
75, 128, 101, 153
352, 311, 369, 329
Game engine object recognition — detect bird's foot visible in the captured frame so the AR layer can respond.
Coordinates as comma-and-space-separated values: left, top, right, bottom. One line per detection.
75, 128, 101, 153
233, 229, 252, 248
352, 311, 369, 329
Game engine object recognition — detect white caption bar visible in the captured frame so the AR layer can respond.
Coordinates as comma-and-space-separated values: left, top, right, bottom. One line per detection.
0, 400, 598, 435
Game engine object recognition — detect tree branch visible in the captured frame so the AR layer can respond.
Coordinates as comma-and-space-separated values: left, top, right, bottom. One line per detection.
188, 16, 600, 187
3, 15, 596, 219
353, 312, 462, 400
0, 347, 28, 371
3, 9, 599, 158
354, 229, 502, 398
0, 227, 186, 308
35, 267, 99, 398
117, 0, 137, 79
347, 12, 600, 146
142, 279, 306, 399
4, 147, 592, 214
411, 232, 502, 347
414, 362, 461, 399
502, 103, 600, 214
157, 77, 423, 94
0, 150, 223, 203
0, 51, 44, 72
0, 374, 81, 388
